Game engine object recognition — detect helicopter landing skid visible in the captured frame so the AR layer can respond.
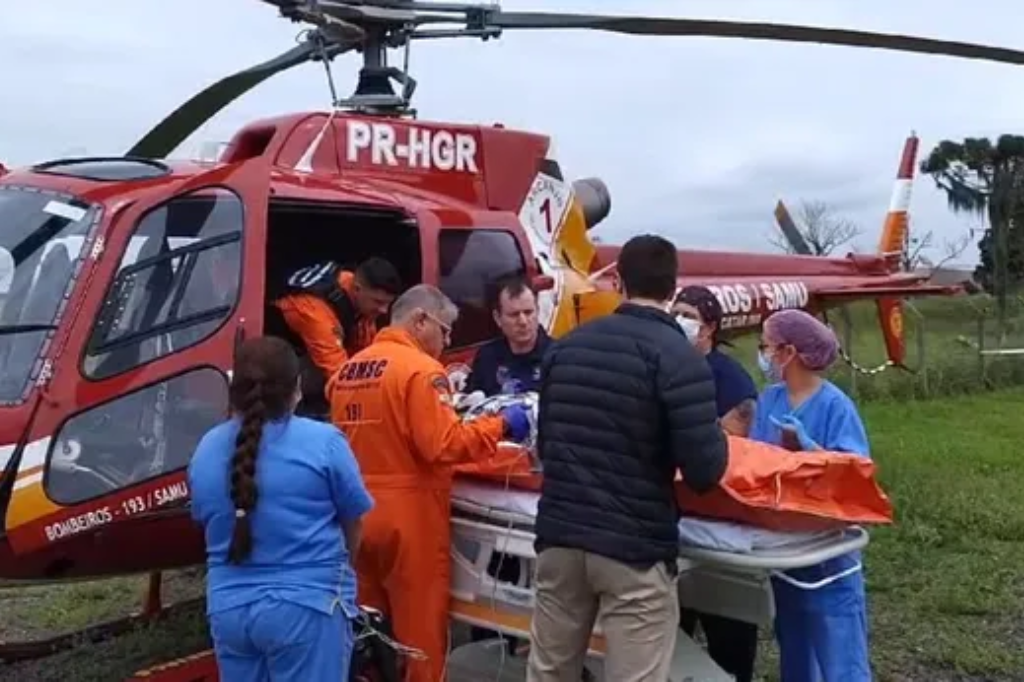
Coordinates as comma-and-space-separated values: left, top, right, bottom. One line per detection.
0, 572, 203, 665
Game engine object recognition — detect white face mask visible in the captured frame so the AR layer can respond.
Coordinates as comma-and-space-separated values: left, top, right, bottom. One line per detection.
676, 316, 702, 342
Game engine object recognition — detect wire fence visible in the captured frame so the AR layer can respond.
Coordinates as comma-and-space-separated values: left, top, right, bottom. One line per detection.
826, 295, 1024, 401
728, 294, 1024, 401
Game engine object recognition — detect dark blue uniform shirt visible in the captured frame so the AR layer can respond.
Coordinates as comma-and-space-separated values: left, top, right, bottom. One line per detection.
705, 347, 758, 418
467, 328, 552, 396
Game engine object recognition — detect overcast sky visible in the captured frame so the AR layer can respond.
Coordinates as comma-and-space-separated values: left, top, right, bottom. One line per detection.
2, 0, 1021, 267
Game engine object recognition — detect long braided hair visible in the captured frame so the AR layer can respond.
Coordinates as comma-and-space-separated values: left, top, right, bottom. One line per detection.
227, 336, 300, 564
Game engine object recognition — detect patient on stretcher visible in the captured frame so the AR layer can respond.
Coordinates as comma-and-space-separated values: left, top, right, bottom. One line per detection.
451, 388, 892, 566
454, 399, 893, 536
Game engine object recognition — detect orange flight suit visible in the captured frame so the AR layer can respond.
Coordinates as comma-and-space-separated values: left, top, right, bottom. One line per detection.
274, 270, 378, 380
330, 327, 506, 682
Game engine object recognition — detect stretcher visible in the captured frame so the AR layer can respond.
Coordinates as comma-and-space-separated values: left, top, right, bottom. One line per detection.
448, 479, 869, 681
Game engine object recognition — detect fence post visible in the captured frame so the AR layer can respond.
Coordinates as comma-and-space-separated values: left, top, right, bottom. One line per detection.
916, 311, 929, 398
977, 314, 987, 386
844, 316, 857, 398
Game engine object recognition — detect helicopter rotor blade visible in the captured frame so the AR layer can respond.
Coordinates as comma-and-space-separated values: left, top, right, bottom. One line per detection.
127, 34, 358, 159
774, 201, 814, 256
484, 12, 1024, 68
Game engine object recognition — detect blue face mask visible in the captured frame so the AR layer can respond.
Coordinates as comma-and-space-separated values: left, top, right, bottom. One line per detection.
757, 349, 783, 383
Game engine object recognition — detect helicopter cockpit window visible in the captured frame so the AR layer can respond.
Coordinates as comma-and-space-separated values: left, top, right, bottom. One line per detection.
0, 186, 98, 405
44, 367, 229, 506
438, 229, 526, 349
83, 188, 243, 380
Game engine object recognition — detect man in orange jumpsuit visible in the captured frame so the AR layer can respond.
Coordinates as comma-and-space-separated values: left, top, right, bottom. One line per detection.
330, 284, 532, 682
274, 257, 402, 414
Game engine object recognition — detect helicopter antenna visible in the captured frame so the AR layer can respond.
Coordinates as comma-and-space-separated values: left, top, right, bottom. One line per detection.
307, 29, 342, 105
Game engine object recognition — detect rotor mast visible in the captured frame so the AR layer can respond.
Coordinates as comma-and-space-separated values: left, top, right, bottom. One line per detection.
274, 1, 503, 116
339, 27, 411, 114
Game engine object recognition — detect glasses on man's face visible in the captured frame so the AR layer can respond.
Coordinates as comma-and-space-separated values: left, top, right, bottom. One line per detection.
425, 312, 452, 340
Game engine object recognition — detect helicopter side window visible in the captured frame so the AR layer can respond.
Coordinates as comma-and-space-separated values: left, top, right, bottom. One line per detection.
438, 229, 526, 350
44, 367, 229, 506
82, 188, 243, 380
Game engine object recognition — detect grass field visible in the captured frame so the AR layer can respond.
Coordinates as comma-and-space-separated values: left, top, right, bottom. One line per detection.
2, 387, 1023, 681
0, 570, 209, 682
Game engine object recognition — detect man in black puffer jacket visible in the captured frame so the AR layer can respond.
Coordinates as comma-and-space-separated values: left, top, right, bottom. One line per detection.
526, 234, 729, 682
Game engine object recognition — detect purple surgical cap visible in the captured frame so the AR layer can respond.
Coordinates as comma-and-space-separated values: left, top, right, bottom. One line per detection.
763, 309, 839, 371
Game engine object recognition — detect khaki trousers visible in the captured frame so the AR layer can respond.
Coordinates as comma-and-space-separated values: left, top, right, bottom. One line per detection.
526, 547, 680, 682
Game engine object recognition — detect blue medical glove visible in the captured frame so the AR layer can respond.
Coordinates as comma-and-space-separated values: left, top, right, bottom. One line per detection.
770, 415, 819, 451
501, 404, 531, 443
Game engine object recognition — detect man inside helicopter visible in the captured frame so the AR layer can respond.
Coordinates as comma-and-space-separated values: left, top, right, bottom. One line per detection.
465, 272, 551, 649
466, 272, 552, 397
272, 256, 403, 416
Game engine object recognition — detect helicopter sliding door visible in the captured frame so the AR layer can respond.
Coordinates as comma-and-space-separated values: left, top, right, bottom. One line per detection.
3, 160, 269, 577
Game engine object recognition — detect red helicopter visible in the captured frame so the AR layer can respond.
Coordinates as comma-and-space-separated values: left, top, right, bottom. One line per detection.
1, 0, 1020, 650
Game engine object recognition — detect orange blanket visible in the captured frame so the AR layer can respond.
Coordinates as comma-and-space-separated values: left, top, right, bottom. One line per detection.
453, 437, 893, 533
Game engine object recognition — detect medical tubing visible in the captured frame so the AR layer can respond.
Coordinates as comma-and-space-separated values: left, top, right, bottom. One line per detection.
769, 561, 863, 590
490, 445, 522, 682
456, 392, 538, 680
353, 613, 428, 661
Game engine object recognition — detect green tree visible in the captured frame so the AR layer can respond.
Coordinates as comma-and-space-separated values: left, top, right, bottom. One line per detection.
920, 135, 1024, 333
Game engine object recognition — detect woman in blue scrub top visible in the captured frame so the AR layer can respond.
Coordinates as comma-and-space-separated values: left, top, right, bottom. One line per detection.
749, 309, 872, 682
188, 336, 373, 682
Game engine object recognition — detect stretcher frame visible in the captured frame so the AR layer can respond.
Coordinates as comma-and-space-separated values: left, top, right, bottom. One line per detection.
448, 489, 869, 681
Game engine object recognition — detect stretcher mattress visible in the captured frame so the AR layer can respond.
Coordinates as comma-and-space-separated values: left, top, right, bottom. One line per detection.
452, 479, 834, 554
448, 478, 870, 653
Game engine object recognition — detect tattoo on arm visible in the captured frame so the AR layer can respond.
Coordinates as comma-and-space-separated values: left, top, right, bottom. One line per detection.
736, 398, 755, 423
722, 399, 756, 437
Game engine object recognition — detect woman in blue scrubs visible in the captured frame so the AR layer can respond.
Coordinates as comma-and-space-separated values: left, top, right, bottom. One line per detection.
188, 336, 373, 682
749, 309, 872, 682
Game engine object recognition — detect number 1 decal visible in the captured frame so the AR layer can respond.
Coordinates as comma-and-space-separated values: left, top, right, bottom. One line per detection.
539, 197, 553, 235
